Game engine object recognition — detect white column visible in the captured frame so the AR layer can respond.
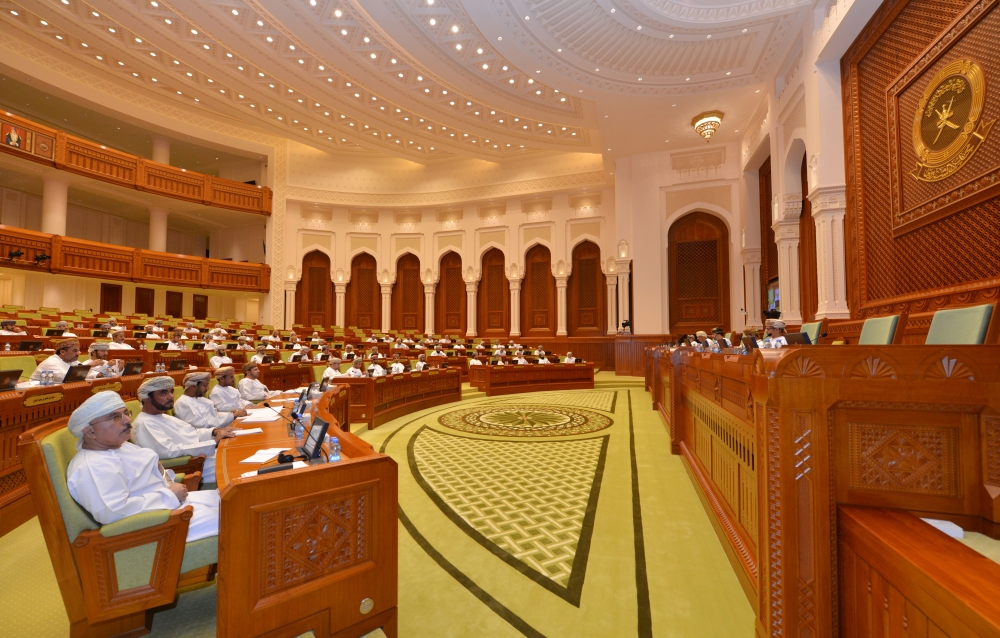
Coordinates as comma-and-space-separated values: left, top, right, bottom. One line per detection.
742, 248, 762, 328
773, 215, 802, 323
509, 278, 522, 337
555, 276, 568, 336
334, 283, 346, 328
380, 284, 392, 333
424, 284, 435, 335
152, 137, 171, 165
283, 285, 296, 329
606, 279, 618, 335
615, 259, 631, 333
810, 185, 851, 319
465, 281, 478, 337
41, 173, 70, 236
148, 207, 168, 252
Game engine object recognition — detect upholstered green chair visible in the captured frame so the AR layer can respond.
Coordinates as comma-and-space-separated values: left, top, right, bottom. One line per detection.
19, 419, 215, 636
925, 304, 994, 345
858, 315, 901, 345
798, 321, 824, 344
126, 398, 205, 478
0, 354, 38, 380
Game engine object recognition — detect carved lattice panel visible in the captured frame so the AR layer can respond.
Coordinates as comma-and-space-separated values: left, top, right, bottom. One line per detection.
568, 241, 604, 335
393, 253, 421, 332
349, 253, 378, 330
676, 241, 719, 324
478, 248, 508, 335
487, 264, 505, 329
847, 422, 958, 497
437, 251, 464, 333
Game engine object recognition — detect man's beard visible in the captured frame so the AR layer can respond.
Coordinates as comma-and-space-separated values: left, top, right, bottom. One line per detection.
151, 396, 173, 411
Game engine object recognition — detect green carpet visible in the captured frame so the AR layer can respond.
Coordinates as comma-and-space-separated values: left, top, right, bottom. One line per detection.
0, 373, 753, 636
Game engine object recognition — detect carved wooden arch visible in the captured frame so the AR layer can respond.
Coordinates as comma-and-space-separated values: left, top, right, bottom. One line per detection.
391, 252, 423, 333
295, 250, 335, 329
345, 252, 381, 331
477, 247, 510, 338
774, 352, 829, 379
519, 235, 556, 277
916, 350, 982, 382
567, 240, 606, 336
841, 349, 903, 381
667, 211, 731, 335
521, 244, 557, 338
436, 250, 466, 336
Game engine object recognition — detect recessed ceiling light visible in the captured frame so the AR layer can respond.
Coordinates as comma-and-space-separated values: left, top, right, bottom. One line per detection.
429, 18, 436, 25
524, 16, 529, 20
706, 35, 712, 39
726, 71, 731, 76
742, 28, 748, 33
341, 29, 347, 35
755, 89, 760, 93
451, 25, 459, 33
257, 20, 263, 26
669, 34, 674, 38
637, 26, 642, 30
334, 10, 342, 17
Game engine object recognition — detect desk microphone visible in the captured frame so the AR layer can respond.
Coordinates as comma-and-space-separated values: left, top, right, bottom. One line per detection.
262, 402, 303, 435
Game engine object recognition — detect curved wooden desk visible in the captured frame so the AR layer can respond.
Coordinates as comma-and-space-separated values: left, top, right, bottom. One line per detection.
469, 362, 596, 396
338, 368, 461, 429
216, 385, 398, 638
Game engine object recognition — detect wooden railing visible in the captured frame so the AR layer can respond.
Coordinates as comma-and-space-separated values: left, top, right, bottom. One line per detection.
0, 111, 271, 215
0, 225, 270, 292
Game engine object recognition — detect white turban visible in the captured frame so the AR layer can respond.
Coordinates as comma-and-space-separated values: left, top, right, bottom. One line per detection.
67, 391, 126, 438
137, 376, 174, 400
183, 371, 210, 388
56, 321, 69, 329
89, 341, 110, 352
771, 320, 786, 330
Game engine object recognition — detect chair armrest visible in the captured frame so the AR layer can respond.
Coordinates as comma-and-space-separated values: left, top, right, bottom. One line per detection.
99, 510, 171, 537
72, 506, 193, 623
160, 454, 206, 476
179, 471, 202, 491
160, 455, 192, 468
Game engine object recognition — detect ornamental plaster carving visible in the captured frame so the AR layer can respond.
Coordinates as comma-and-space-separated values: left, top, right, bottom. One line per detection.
809, 185, 847, 216
634, 0, 811, 22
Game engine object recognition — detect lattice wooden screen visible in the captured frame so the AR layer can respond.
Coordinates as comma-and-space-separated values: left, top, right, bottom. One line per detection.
478, 248, 508, 335
676, 240, 720, 323
577, 258, 598, 327
350, 253, 378, 329
394, 253, 421, 331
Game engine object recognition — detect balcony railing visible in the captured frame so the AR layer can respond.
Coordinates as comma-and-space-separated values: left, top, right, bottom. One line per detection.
0, 111, 272, 216
0, 225, 270, 293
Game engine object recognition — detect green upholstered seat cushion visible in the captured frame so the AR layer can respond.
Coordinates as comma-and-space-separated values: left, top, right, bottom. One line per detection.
160, 455, 194, 468
179, 536, 218, 573
859, 315, 899, 345
800, 322, 823, 344
925, 304, 993, 345
40, 428, 100, 542
100, 510, 171, 537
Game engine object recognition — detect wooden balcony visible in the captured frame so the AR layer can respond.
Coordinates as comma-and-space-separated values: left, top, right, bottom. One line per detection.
0, 225, 270, 293
0, 111, 271, 216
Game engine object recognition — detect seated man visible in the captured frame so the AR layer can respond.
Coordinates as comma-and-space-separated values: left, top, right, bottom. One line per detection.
151, 320, 166, 334
236, 336, 254, 351
388, 353, 405, 374
453, 342, 466, 351
183, 322, 200, 336
367, 358, 386, 377
537, 353, 552, 364
346, 358, 365, 377
209, 366, 252, 413
564, 351, 578, 364
763, 319, 788, 348
249, 344, 269, 364
322, 358, 344, 381
694, 331, 712, 348
295, 347, 312, 362
414, 353, 429, 371
432, 345, 448, 357
85, 342, 124, 379
209, 323, 228, 340
368, 346, 382, 359
343, 344, 357, 360
532, 345, 546, 357
175, 371, 246, 428
238, 362, 281, 401
439, 336, 452, 344
29, 339, 91, 384
66, 391, 219, 543
382, 334, 394, 343
468, 355, 483, 366
132, 376, 234, 483
712, 328, 732, 348
209, 346, 232, 369
475, 342, 486, 351
492, 357, 506, 366
492, 346, 507, 357
55, 321, 77, 337
167, 330, 186, 350
109, 330, 134, 349
402, 335, 415, 344
106, 318, 126, 333
200, 333, 217, 350
394, 337, 408, 350
365, 334, 378, 343
288, 334, 303, 351
413, 341, 426, 350
0, 319, 26, 335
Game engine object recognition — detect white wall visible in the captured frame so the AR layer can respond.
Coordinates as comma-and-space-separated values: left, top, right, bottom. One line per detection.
210, 225, 266, 263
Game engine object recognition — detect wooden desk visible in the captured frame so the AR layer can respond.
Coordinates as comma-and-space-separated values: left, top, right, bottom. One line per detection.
216, 386, 398, 638
647, 344, 1000, 638
339, 369, 461, 429
470, 362, 596, 396
255, 361, 318, 391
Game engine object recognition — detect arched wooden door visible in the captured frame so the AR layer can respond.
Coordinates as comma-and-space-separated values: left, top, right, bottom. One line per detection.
295, 250, 335, 328
668, 211, 730, 334
435, 251, 465, 336
477, 248, 509, 338
391, 253, 423, 333
345, 252, 380, 330
798, 155, 818, 322
567, 241, 606, 336
521, 244, 556, 338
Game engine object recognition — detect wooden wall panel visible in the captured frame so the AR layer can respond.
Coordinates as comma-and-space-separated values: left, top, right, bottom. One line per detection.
346, 253, 380, 330
521, 244, 556, 338
477, 248, 509, 338
799, 156, 818, 322
568, 241, 606, 336
192, 294, 208, 320
758, 159, 777, 315
134, 287, 155, 316
99, 283, 122, 314
391, 253, 423, 333
295, 250, 335, 328
165, 291, 183, 318
843, 0, 1000, 318
668, 212, 730, 334
435, 251, 465, 337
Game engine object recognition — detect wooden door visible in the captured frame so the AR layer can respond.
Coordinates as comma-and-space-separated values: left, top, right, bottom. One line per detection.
192, 295, 208, 320
798, 156, 819, 322
476, 248, 509, 338
520, 244, 556, 338
567, 241, 606, 336
100, 283, 123, 314
165, 291, 183, 318
345, 253, 380, 330
135, 287, 154, 316
435, 251, 466, 336
668, 211, 730, 334
295, 251, 335, 329
391, 253, 423, 333
759, 158, 779, 316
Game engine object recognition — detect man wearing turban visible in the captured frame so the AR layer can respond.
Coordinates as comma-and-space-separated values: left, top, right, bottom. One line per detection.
55, 321, 77, 337
85, 342, 124, 380
209, 366, 252, 413
66, 391, 219, 542
763, 319, 788, 348
210, 346, 232, 370
109, 330, 133, 350
29, 339, 107, 384
131, 376, 234, 483
238, 362, 280, 401
175, 371, 246, 430
321, 358, 344, 382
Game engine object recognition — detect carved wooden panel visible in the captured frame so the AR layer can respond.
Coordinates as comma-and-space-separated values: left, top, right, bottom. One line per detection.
192, 295, 208, 320
798, 156, 818, 322
165, 291, 183, 318
848, 422, 958, 497
347, 253, 379, 330
258, 487, 371, 597
100, 283, 123, 314
137, 160, 207, 203
391, 253, 422, 333
668, 211, 730, 334
759, 158, 778, 315
843, 0, 1000, 317
138, 251, 202, 286
435, 251, 465, 335
568, 241, 605, 336
58, 133, 137, 188
295, 251, 334, 328
477, 248, 509, 337
521, 244, 556, 337
135, 287, 155, 316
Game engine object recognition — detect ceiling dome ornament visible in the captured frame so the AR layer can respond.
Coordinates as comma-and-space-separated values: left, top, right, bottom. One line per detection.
692, 110, 725, 143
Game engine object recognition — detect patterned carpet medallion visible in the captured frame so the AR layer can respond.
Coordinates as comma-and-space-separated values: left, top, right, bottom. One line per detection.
437, 404, 612, 438
410, 406, 611, 605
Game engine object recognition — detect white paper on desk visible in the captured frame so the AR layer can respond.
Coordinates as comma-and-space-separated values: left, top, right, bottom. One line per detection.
232, 427, 263, 436
239, 411, 281, 424
239, 448, 289, 464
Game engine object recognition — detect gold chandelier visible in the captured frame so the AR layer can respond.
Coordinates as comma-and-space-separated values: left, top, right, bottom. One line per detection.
692, 111, 725, 143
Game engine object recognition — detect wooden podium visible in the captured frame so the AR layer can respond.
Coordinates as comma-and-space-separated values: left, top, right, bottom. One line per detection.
215, 385, 398, 638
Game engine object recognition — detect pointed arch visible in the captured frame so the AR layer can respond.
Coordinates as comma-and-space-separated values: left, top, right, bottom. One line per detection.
568, 240, 606, 336
294, 250, 335, 329
477, 247, 509, 338
391, 252, 423, 333
436, 250, 466, 337
521, 244, 556, 338
668, 211, 730, 334
345, 252, 380, 330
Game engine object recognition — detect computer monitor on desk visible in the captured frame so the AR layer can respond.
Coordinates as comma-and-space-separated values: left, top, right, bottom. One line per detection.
298, 415, 331, 464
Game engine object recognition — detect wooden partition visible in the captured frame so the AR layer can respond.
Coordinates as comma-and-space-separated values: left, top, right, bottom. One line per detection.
477, 363, 595, 396
615, 334, 672, 376
0, 226, 270, 293
648, 344, 1000, 637
339, 369, 461, 429
0, 111, 271, 215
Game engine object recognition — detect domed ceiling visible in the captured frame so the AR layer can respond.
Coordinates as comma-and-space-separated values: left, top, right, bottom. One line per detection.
0, 0, 810, 163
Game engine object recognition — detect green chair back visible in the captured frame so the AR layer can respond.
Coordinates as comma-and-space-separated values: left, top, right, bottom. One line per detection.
40, 428, 100, 542
858, 315, 899, 345
925, 304, 994, 345
800, 321, 823, 344
0, 354, 38, 380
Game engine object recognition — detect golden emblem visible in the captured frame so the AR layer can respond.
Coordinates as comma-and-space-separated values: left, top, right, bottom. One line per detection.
911, 59, 994, 182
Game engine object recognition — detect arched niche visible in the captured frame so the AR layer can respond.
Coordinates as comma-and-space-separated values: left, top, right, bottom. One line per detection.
435, 251, 465, 337
798, 154, 818, 321
521, 243, 556, 338
668, 211, 730, 334
477, 247, 509, 338
294, 250, 334, 329
391, 252, 423, 333
567, 240, 606, 336
345, 252, 380, 330
758, 158, 779, 316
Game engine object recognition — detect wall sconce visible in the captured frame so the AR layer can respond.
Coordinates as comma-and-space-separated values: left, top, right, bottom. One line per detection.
286, 266, 296, 279
556, 260, 566, 276
608, 258, 616, 274
336, 268, 344, 282
617, 240, 629, 259
7, 249, 24, 262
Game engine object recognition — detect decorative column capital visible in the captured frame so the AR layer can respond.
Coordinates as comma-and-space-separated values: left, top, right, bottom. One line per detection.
334, 283, 347, 294
380, 283, 393, 295
808, 185, 847, 217
282, 281, 298, 292
741, 247, 762, 264
423, 283, 436, 294
772, 218, 800, 240
614, 258, 631, 274
465, 281, 478, 293
554, 276, 568, 288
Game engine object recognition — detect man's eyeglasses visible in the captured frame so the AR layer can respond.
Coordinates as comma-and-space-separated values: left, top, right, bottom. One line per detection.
90, 410, 130, 426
